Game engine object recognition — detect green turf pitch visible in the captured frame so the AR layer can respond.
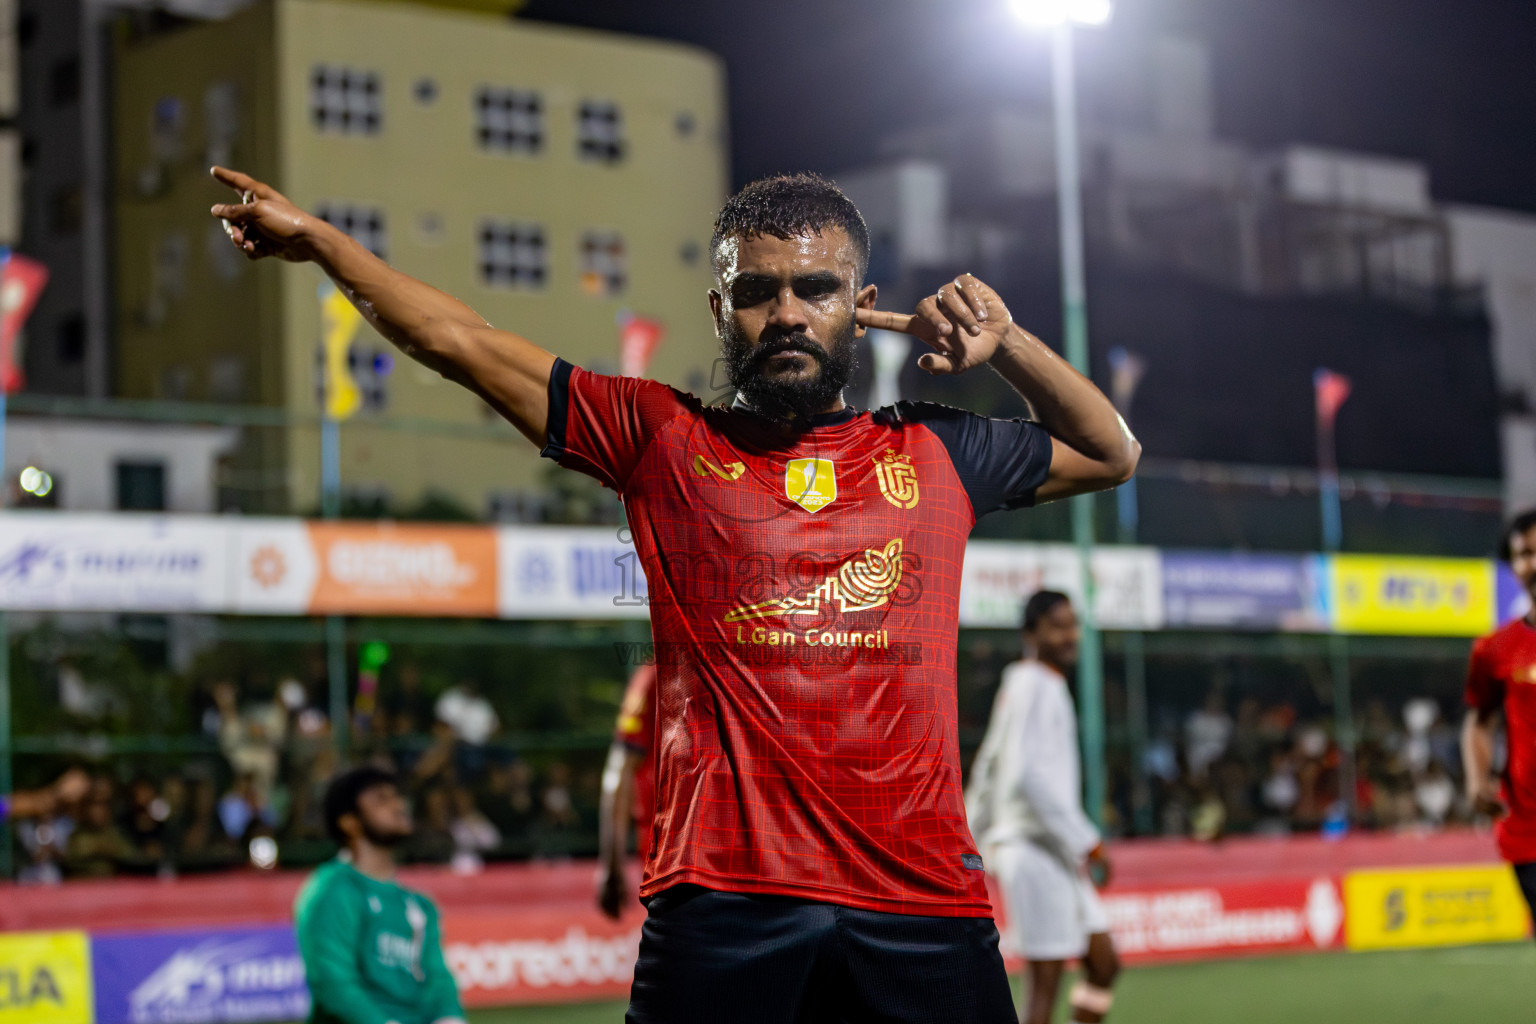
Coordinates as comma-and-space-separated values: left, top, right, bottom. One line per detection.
456, 943, 1536, 1023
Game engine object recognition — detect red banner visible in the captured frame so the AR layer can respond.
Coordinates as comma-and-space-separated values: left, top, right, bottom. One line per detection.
443, 907, 643, 1007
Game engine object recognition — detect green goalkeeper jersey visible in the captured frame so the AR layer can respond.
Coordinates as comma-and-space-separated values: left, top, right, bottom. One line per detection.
294, 859, 464, 1024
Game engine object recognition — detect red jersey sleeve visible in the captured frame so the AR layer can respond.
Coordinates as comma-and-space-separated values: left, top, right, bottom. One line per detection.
1465, 636, 1505, 715
540, 359, 695, 493
614, 664, 657, 755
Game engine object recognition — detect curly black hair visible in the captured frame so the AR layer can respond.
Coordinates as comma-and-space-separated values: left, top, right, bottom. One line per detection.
1023, 590, 1073, 633
710, 172, 870, 283
1501, 508, 1536, 562
321, 764, 399, 845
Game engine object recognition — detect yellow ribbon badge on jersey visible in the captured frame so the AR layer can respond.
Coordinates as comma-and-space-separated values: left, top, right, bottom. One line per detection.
786, 458, 837, 512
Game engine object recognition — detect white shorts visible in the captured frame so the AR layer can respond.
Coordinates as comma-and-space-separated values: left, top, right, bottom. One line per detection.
992, 838, 1109, 961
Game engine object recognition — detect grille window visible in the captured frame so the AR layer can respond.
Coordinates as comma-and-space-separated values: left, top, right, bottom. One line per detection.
311, 65, 381, 134
477, 87, 543, 154
579, 231, 626, 297
577, 100, 624, 163
479, 221, 547, 289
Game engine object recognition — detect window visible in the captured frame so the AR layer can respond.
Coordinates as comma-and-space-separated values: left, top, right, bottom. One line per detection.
479, 220, 547, 289
476, 87, 542, 154
315, 204, 387, 260
116, 462, 166, 512
310, 64, 381, 134
579, 231, 626, 297
57, 317, 85, 364
577, 100, 624, 163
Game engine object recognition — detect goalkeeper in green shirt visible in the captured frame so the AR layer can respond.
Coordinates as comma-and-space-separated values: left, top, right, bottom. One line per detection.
295, 766, 465, 1024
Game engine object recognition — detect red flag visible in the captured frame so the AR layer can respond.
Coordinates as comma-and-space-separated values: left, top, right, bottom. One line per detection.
0, 253, 51, 394
618, 312, 665, 378
1313, 367, 1352, 429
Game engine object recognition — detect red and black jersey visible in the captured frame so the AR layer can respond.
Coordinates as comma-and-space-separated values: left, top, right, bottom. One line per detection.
1466, 618, 1536, 864
614, 664, 659, 861
545, 361, 1053, 917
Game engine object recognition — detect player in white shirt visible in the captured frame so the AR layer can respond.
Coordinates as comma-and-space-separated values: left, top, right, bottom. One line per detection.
967, 591, 1122, 1024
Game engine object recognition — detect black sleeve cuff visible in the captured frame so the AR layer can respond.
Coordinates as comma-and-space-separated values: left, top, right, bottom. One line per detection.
539, 357, 574, 462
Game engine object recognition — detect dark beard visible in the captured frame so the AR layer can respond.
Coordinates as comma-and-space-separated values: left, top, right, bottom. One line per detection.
722, 317, 858, 425
361, 819, 411, 848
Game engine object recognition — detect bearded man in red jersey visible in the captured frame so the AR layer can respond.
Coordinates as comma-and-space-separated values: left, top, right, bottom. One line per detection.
1464, 510, 1536, 924
210, 166, 1138, 1023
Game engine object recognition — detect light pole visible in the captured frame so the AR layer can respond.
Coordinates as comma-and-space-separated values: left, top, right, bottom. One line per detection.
1012, 0, 1112, 826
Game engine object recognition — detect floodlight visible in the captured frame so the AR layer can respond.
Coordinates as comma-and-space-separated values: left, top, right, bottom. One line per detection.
1009, 0, 1112, 27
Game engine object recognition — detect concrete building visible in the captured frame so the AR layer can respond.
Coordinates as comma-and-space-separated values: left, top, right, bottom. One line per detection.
838, 32, 1536, 535
111, 0, 728, 515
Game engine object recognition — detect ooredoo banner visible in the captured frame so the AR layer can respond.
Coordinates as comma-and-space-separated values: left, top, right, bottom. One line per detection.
90, 926, 308, 1024
1101, 878, 1345, 962
442, 909, 642, 1007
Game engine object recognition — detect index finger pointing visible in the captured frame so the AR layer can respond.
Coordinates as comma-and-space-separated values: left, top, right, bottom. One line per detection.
210, 166, 268, 199
855, 308, 918, 334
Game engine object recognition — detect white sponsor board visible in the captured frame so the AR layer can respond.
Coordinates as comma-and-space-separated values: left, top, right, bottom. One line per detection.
495, 525, 648, 620
960, 541, 1165, 630
231, 518, 318, 614
0, 512, 233, 612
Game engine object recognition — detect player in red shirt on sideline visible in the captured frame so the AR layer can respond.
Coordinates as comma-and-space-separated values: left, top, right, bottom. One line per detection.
1464, 509, 1536, 921
210, 165, 1139, 1022
598, 664, 659, 918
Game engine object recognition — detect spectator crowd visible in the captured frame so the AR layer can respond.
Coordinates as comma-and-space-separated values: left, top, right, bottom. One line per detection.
14, 665, 601, 884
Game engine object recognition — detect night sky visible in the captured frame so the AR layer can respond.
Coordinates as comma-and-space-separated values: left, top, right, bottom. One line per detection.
519, 0, 1536, 215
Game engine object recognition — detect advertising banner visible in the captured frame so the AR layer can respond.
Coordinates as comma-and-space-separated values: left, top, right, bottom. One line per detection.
988, 875, 1343, 966
306, 522, 498, 616
90, 926, 308, 1024
1329, 555, 1495, 637
496, 526, 648, 620
443, 909, 642, 1007
0, 513, 231, 613
959, 542, 1164, 630
1343, 866, 1532, 951
1099, 878, 1345, 962
1497, 563, 1529, 627
1161, 552, 1328, 631
0, 930, 93, 1024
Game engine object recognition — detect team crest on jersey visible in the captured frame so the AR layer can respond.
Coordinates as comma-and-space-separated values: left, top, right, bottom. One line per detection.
786, 458, 837, 512
872, 449, 920, 509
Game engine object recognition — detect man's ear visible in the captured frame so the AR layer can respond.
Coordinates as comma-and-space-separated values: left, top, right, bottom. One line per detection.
338, 811, 361, 842
708, 289, 724, 340
854, 283, 879, 338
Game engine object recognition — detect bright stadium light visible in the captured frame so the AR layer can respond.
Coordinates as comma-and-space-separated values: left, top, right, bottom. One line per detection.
19, 466, 53, 498
1010, 0, 1113, 27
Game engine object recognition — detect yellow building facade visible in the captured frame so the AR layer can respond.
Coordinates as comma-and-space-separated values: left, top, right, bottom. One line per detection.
113, 0, 728, 514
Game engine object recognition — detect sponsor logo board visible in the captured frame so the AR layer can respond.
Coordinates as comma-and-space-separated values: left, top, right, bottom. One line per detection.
1162, 552, 1328, 631
1343, 866, 1532, 950
442, 910, 642, 1006
1329, 555, 1494, 637
495, 526, 649, 620
0, 930, 93, 1024
960, 542, 1164, 630
308, 522, 498, 616
0, 513, 230, 613
90, 926, 308, 1024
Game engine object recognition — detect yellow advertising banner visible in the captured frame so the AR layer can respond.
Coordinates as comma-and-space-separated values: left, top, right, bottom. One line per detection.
0, 931, 93, 1024
1329, 555, 1494, 636
1344, 866, 1531, 951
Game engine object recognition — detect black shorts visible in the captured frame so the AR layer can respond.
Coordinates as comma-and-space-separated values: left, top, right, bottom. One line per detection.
1513, 862, 1536, 931
626, 885, 1016, 1024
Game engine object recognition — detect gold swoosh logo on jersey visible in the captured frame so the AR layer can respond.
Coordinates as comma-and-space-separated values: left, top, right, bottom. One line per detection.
693, 454, 746, 481
724, 538, 905, 622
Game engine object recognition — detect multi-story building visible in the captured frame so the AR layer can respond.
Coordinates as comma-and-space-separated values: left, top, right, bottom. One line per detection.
111, 0, 727, 515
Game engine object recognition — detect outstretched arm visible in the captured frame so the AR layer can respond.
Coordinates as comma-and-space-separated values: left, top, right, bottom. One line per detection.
857, 273, 1139, 502
208, 167, 556, 447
